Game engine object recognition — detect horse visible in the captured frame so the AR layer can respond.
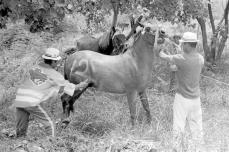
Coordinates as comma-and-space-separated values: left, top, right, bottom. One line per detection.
64, 0, 119, 56
112, 15, 144, 55
65, 15, 144, 56
61, 25, 166, 126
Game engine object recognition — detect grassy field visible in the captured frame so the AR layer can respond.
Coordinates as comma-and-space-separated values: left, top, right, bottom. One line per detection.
1, 18, 229, 152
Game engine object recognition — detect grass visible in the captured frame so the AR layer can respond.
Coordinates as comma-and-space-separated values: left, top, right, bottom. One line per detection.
1, 17, 229, 152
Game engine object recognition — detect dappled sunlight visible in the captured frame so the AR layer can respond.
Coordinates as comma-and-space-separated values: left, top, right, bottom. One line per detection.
1, 14, 229, 151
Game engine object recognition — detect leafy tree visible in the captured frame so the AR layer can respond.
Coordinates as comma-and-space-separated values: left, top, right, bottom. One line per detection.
207, 0, 229, 64
125, 0, 228, 65
0, 0, 67, 33
1, 0, 228, 65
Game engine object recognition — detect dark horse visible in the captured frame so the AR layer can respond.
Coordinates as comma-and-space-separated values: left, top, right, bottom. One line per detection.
65, 0, 119, 56
65, 15, 144, 56
61, 25, 166, 126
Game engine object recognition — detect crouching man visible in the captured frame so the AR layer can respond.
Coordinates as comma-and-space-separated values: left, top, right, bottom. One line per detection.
11, 48, 88, 138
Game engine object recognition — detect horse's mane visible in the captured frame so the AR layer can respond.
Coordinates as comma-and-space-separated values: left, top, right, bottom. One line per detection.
98, 26, 116, 51
127, 29, 143, 48
118, 29, 143, 54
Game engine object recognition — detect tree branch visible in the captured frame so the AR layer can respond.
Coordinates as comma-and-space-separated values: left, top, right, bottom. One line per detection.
196, 17, 211, 61
216, 0, 229, 60
208, 0, 216, 33
111, 0, 119, 28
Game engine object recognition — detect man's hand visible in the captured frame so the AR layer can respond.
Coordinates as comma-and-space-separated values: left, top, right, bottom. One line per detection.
159, 50, 168, 58
159, 50, 174, 63
76, 79, 90, 91
170, 65, 178, 71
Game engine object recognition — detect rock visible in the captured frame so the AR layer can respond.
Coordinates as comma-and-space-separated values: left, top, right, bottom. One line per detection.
1, 128, 15, 137
22, 140, 29, 144
1, 128, 8, 135
0, 85, 6, 104
27, 143, 44, 152
149, 148, 157, 152
13, 148, 27, 152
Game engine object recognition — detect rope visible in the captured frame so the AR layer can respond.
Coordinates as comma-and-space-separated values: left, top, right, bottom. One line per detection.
201, 74, 229, 87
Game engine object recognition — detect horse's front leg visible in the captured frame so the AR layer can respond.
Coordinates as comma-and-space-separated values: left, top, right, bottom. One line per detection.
127, 91, 137, 126
138, 90, 152, 124
60, 93, 72, 125
61, 93, 71, 117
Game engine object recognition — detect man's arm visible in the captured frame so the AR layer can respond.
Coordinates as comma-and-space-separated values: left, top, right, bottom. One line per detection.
159, 49, 179, 71
159, 50, 174, 63
61, 79, 90, 96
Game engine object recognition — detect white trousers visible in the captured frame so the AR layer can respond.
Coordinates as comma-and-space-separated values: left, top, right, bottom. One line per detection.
173, 93, 203, 151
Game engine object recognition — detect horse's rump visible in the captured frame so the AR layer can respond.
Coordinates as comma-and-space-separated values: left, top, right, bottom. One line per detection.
66, 51, 142, 93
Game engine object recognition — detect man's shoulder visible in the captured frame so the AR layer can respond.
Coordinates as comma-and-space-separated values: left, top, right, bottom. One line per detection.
29, 67, 48, 86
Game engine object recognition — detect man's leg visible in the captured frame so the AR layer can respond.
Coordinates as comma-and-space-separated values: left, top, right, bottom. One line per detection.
187, 98, 204, 151
25, 105, 55, 137
173, 94, 188, 152
16, 107, 30, 137
169, 71, 176, 93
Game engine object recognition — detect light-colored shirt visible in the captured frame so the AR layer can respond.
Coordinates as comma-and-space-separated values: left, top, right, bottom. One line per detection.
170, 52, 204, 99
13, 63, 76, 107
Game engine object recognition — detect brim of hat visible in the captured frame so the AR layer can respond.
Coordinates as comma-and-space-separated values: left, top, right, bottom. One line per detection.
42, 55, 61, 60
179, 39, 199, 43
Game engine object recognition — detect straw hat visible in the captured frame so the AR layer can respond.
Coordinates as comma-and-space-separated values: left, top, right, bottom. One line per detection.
42, 48, 61, 60
179, 32, 199, 43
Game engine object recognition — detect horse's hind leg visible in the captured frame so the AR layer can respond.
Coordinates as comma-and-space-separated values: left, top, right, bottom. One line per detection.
61, 81, 93, 121
139, 91, 152, 124
127, 91, 137, 126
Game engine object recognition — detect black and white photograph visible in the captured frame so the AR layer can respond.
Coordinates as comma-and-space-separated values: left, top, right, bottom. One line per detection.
0, 0, 229, 151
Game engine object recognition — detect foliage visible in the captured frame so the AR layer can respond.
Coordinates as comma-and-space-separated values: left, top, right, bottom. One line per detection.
0, 0, 209, 33
0, 0, 68, 33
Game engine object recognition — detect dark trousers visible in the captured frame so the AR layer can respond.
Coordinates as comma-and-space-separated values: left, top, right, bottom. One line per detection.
16, 104, 55, 137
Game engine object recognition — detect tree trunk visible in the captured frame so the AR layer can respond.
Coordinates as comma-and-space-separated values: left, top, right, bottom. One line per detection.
208, 0, 217, 63
196, 17, 211, 62
208, 0, 215, 33
111, 0, 119, 28
216, 0, 229, 61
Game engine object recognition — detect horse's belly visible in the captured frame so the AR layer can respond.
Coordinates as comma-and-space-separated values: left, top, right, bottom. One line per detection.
93, 75, 126, 94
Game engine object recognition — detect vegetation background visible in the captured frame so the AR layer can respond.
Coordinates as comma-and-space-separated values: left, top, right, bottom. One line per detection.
0, 0, 229, 151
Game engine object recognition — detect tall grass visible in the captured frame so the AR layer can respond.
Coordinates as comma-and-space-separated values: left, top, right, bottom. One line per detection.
0, 14, 229, 152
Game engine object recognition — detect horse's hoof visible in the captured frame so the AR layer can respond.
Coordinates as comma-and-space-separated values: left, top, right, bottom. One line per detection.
61, 118, 71, 129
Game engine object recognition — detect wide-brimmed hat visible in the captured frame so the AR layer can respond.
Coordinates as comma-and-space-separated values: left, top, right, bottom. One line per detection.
42, 48, 61, 60
179, 32, 199, 43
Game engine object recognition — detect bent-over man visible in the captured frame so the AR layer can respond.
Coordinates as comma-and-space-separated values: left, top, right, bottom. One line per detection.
11, 48, 88, 138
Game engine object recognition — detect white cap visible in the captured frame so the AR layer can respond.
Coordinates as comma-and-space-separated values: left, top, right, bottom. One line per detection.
179, 32, 199, 43
42, 48, 61, 60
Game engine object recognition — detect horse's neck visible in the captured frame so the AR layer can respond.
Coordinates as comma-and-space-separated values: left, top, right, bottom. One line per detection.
128, 37, 154, 66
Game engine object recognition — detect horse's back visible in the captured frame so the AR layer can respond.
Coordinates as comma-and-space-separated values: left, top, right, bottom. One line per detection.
65, 50, 144, 92
76, 36, 99, 52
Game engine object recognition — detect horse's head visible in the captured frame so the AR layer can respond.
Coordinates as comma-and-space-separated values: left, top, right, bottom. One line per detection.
133, 25, 167, 49
112, 33, 126, 54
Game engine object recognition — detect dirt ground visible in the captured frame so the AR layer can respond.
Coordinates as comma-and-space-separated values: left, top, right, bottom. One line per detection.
1, 22, 229, 152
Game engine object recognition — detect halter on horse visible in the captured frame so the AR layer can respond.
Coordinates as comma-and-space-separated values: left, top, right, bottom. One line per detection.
61, 25, 166, 126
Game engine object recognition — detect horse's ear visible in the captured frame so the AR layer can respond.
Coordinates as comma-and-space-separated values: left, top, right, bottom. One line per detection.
110, 26, 116, 37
